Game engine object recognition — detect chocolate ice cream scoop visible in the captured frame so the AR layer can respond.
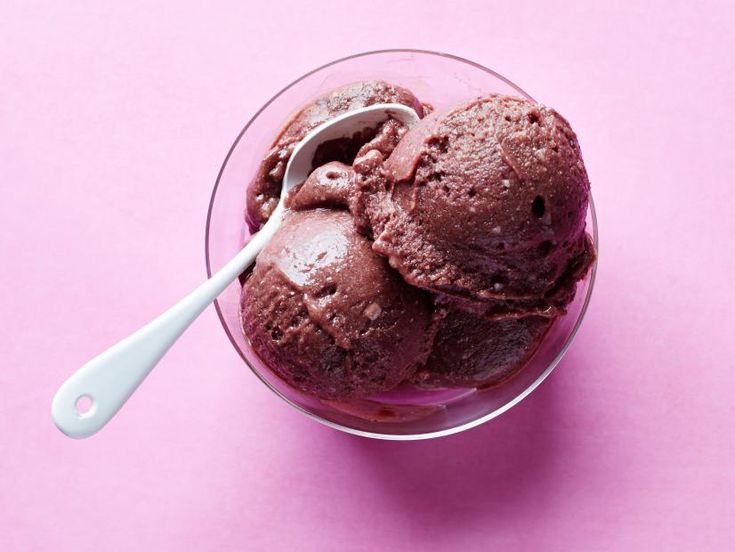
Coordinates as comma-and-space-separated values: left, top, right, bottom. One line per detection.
247, 81, 425, 230
370, 95, 594, 313
241, 209, 434, 400
412, 307, 552, 388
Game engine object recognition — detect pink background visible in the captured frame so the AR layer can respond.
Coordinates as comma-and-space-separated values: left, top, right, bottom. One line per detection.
2, 1, 733, 550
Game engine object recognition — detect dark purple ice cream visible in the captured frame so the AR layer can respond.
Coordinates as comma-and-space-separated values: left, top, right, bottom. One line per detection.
413, 309, 553, 388
246, 80, 425, 230
241, 209, 434, 399
373, 95, 594, 315
241, 83, 594, 399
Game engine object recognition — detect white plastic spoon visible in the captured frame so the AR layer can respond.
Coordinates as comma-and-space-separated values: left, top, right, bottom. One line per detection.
52, 103, 420, 439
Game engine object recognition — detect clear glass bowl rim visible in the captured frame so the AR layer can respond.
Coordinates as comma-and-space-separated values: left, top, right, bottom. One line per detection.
205, 48, 599, 441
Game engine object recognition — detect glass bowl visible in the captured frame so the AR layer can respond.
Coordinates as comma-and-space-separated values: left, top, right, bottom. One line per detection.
205, 49, 598, 440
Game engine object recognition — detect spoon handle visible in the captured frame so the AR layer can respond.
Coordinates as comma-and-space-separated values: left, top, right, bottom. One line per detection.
51, 219, 276, 439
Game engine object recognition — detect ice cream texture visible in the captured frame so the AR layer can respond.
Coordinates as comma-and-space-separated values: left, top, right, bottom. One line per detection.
241, 81, 594, 399
246, 80, 426, 230
241, 209, 434, 399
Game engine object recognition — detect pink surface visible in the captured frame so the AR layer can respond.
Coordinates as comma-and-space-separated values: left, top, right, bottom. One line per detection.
1, 1, 733, 550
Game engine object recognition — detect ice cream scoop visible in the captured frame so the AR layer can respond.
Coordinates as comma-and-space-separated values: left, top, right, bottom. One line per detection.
367, 95, 594, 316
246, 80, 427, 229
241, 209, 434, 399
413, 309, 553, 387
51, 103, 421, 439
